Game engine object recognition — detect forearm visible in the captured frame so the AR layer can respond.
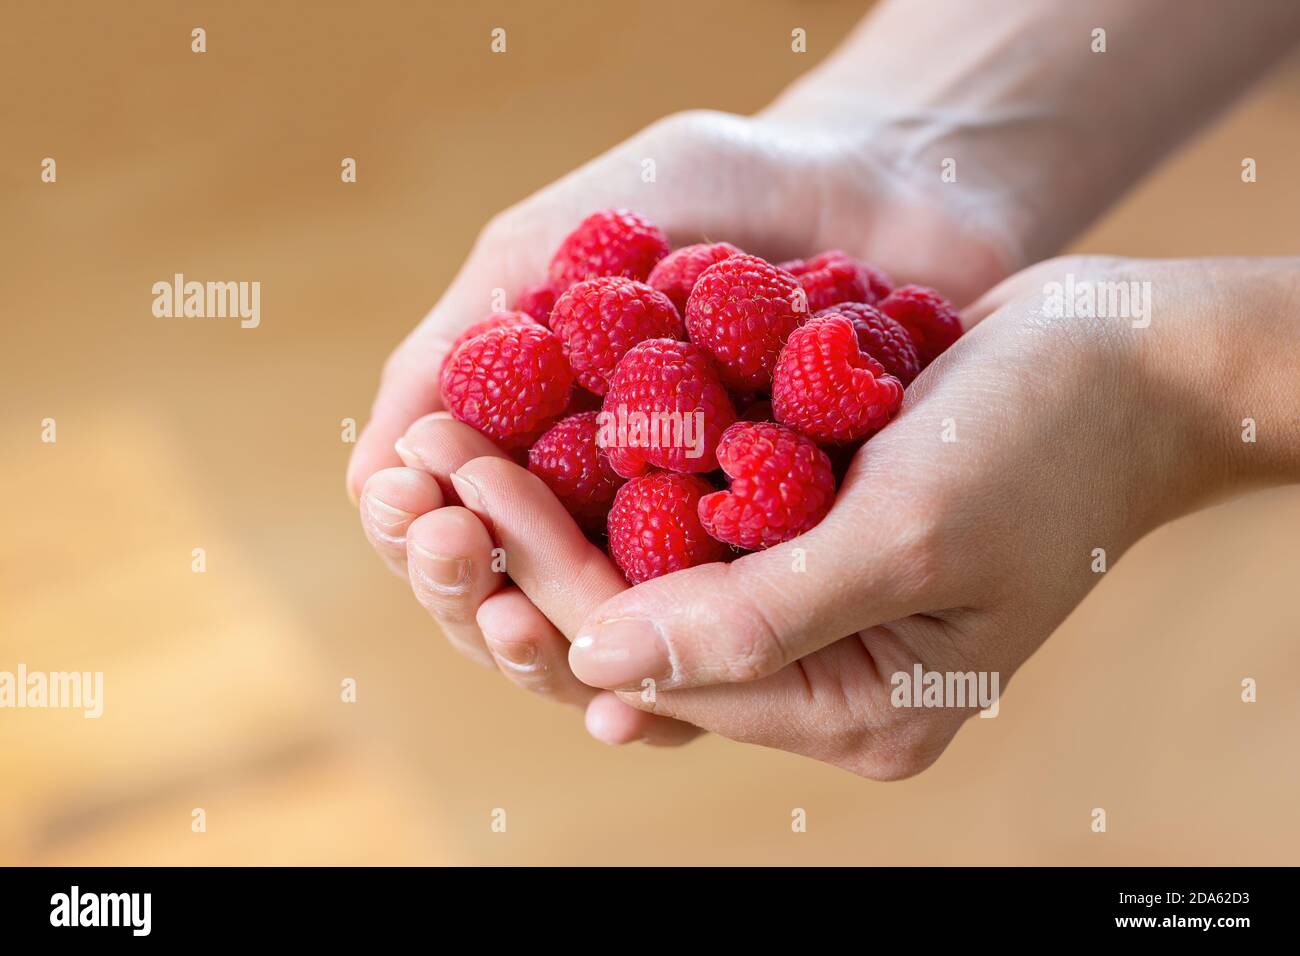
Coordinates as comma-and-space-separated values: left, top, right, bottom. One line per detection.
765, 0, 1300, 266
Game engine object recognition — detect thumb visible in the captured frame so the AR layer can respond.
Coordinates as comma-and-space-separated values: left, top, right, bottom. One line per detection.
567, 487, 934, 692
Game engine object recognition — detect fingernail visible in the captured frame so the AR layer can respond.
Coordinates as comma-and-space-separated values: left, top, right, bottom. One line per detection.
362, 494, 413, 535
488, 639, 540, 672
570, 618, 672, 690
450, 472, 482, 511
394, 437, 424, 468
408, 541, 470, 594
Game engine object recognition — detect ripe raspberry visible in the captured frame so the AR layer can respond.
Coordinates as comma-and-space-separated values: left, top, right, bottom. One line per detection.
698, 422, 836, 551
449, 310, 539, 357
601, 339, 737, 478
607, 472, 728, 584
440, 324, 574, 449
527, 412, 625, 533
684, 254, 806, 391
514, 281, 557, 326
878, 284, 962, 366
646, 241, 743, 314
549, 277, 684, 396
780, 250, 893, 311
548, 209, 670, 290
771, 314, 904, 444
812, 302, 920, 385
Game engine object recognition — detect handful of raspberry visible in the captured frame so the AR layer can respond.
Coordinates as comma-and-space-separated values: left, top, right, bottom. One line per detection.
439, 209, 962, 584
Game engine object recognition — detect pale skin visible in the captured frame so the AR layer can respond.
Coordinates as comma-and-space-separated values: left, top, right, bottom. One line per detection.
350, 0, 1300, 771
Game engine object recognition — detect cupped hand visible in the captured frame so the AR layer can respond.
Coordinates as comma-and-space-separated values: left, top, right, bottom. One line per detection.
348, 108, 1017, 501
462, 255, 1291, 773
351, 107, 1022, 734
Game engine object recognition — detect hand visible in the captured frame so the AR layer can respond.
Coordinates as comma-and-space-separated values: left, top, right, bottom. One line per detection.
353, 0, 1300, 756
349, 108, 1016, 499
352, 107, 1022, 737
459, 255, 1297, 772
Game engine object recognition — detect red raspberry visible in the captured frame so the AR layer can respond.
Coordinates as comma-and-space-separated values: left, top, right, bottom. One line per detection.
514, 281, 557, 326
780, 250, 893, 311
600, 339, 737, 478
449, 310, 539, 357
548, 209, 670, 290
812, 302, 920, 385
646, 241, 743, 314
771, 314, 904, 444
527, 412, 625, 534
698, 422, 836, 551
684, 253, 806, 392
440, 324, 574, 449
549, 277, 684, 396
607, 472, 728, 584
878, 284, 962, 366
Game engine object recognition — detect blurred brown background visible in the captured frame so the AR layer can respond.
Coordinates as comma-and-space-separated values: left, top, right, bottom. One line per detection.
2, 0, 1298, 865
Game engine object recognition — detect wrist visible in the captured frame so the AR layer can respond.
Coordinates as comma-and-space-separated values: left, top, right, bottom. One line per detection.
1022, 257, 1299, 538
1207, 261, 1300, 489
762, 76, 1094, 279
747, 101, 1029, 303
1136, 259, 1300, 508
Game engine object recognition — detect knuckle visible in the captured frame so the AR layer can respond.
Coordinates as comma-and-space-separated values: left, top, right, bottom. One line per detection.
502, 666, 554, 694
459, 453, 511, 483
848, 713, 951, 781
641, 110, 701, 140
1040, 253, 1127, 283
379, 348, 420, 391
718, 598, 789, 683
486, 640, 550, 686
643, 109, 730, 142
408, 568, 475, 620
633, 110, 748, 173
477, 210, 510, 244
379, 357, 401, 390
453, 455, 513, 502
1039, 253, 1085, 273
870, 499, 946, 603
475, 208, 524, 252
416, 589, 474, 623
400, 415, 451, 453
829, 488, 946, 603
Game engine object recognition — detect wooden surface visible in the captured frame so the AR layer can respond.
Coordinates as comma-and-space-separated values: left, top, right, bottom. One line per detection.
2, 0, 1298, 865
